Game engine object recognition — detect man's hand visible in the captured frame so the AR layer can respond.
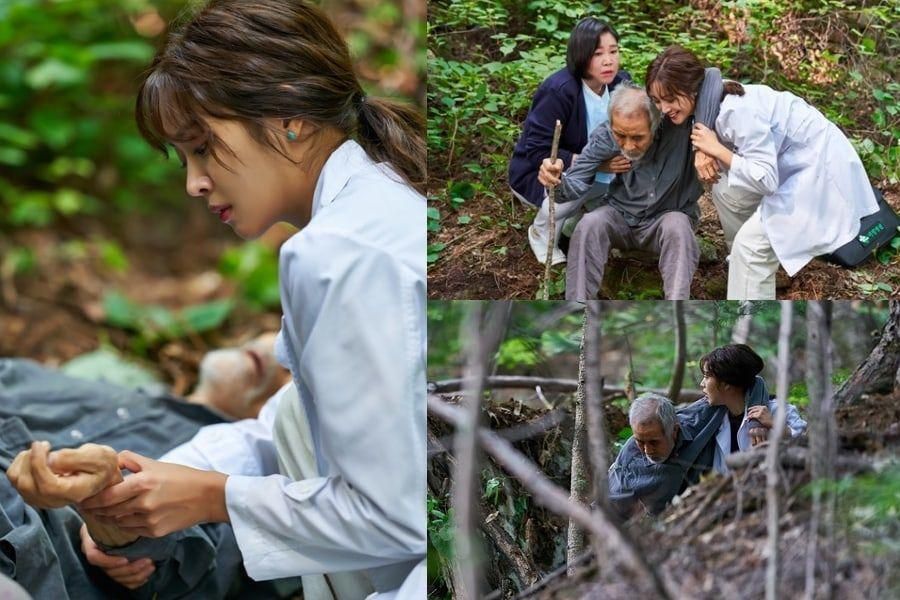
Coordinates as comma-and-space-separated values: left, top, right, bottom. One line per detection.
79, 524, 155, 590
538, 158, 563, 188
694, 150, 720, 184
598, 154, 632, 174
746, 405, 774, 429
7, 442, 120, 509
80, 451, 229, 538
749, 427, 769, 447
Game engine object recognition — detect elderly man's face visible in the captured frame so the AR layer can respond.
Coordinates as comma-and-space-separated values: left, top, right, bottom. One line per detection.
632, 419, 677, 464
611, 111, 653, 161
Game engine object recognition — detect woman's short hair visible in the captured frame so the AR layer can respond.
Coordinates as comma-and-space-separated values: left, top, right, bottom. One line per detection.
699, 344, 764, 391
566, 17, 619, 79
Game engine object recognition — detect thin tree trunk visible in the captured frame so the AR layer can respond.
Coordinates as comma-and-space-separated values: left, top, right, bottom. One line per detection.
584, 301, 609, 509
731, 300, 754, 344
452, 302, 511, 599
566, 310, 589, 572
804, 301, 836, 600
667, 300, 686, 403
429, 395, 676, 600
765, 301, 792, 600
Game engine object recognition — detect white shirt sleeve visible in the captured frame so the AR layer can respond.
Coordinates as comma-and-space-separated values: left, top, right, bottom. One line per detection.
718, 99, 780, 196
157, 387, 283, 476
225, 230, 426, 580
767, 397, 807, 437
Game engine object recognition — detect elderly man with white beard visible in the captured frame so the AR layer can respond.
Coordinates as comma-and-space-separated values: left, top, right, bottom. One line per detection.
607, 393, 729, 519
539, 73, 725, 300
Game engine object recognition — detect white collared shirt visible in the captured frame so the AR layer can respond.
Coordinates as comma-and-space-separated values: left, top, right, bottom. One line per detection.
162, 140, 425, 598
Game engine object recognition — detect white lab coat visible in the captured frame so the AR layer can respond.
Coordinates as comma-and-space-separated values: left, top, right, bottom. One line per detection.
711, 397, 808, 474
162, 140, 426, 599
716, 84, 879, 275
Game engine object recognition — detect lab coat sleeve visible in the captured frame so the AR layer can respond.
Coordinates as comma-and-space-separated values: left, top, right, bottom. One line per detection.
558, 123, 619, 203
718, 100, 780, 195
158, 388, 282, 476
225, 231, 426, 580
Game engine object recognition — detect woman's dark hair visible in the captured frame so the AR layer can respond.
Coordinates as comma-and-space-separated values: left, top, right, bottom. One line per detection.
699, 344, 764, 392
645, 45, 744, 102
566, 18, 619, 79
135, 0, 425, 192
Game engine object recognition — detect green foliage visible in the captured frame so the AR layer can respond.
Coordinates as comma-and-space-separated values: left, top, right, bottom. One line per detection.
102, 290, 233, 348
427, 493, 455, 591
495, 337, 540, 368
0, 0, 189, 229
218, 242, 281, 310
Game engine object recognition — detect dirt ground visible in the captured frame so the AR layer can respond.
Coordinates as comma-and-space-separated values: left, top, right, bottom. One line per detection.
0, 202, 285, 395
427, 183, 900, 300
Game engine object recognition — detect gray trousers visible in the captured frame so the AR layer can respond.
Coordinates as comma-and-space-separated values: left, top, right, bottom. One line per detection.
565, 206, 699, 301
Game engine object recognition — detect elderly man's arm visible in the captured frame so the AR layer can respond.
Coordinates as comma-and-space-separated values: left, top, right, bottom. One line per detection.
556, 123, 621, 202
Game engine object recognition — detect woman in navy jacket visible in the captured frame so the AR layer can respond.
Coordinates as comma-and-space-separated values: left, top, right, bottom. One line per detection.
509, 17, 631, 265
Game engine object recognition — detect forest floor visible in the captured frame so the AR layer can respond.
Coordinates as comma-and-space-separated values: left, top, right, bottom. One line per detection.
429, 390, 900, 599
427, 182, 900, 300
0, 202, 285, 394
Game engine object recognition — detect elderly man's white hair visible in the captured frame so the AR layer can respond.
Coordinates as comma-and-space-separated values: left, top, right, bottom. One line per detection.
629, 392, 676, 436
608, 81, 661, 135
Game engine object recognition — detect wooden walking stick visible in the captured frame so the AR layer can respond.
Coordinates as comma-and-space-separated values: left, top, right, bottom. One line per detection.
541, 119, 562, 300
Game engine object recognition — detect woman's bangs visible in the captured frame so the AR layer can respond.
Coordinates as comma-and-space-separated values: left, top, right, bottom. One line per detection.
136, 70, 209, 155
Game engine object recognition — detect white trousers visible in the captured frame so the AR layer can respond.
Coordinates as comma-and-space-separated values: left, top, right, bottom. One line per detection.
711, 180, 780, 300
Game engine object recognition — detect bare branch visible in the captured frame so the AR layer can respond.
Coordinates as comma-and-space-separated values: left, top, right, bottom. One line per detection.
428, 376, 703, 402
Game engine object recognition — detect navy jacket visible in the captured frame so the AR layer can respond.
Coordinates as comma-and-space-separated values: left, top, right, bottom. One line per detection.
508, 67, 631, 206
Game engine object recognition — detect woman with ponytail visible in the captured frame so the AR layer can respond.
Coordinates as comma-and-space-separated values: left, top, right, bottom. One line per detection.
646, 45, 880, 300
75, 1, 426, 598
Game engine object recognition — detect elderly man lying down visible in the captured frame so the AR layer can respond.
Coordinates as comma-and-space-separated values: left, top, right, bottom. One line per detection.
608, 344, 807, 519
0, 334, 292, 599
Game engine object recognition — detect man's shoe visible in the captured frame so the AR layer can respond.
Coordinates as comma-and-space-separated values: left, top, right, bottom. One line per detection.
528, 224, 566, 266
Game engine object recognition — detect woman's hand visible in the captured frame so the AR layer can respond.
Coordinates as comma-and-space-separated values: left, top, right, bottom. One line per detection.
598, 154, 632, 174
694, 150, 720, 184
79, 524, 155, 590
79, 451, 229, 538
538, 158, 563, 188
746, 405, 774, 429
7, 442, 120, 509
691, 124, 731, 168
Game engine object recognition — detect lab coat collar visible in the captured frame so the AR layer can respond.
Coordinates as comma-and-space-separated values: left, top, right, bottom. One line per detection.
309, 139, 372, 220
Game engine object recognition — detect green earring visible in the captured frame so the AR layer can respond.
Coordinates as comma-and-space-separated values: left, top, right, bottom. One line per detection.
286, 131, 298, 141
